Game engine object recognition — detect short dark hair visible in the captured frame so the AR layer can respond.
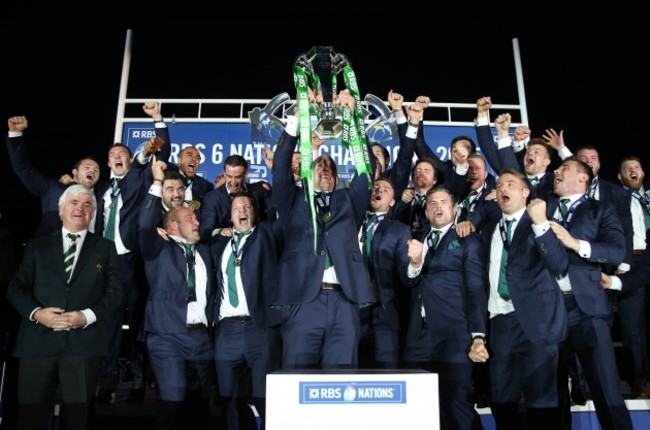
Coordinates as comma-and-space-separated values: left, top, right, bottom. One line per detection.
230, 191, 259, 221
425, 185, 456, 205
371, 142, 390, 165
73, 156, 100, 170
163, 170, 184, 184
563, 156, 594, 186
497, 168, 530, 191
109, 143, 133, 158
225, 154, 248, 170
412, 158, 438, 182
450, 135, 476, 154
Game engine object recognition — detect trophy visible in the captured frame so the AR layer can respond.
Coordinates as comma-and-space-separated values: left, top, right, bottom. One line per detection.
295, 46, 349, 140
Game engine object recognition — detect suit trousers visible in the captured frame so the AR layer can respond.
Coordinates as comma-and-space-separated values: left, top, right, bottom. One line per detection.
147, 330, 214, 401
16, 355, 103, 430
281, 289, 360, 369
558, 295, 633, 430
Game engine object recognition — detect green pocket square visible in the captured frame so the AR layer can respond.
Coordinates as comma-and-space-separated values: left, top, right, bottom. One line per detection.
448, 240, 461, 250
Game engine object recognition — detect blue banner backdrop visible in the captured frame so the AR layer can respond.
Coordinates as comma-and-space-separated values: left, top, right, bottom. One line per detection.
122, 122, 498, 187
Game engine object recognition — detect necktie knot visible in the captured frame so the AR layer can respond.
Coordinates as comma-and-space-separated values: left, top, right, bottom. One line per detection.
528, 176, 539, 186
182, 242, 194, 258
560, 198, 571, 219
67, 233, 80, 242
505, 218, 515, 242
233, 230, 252, 246
112, 177, 122, 192
430, 229, 442, 248
416, 193, 426, 206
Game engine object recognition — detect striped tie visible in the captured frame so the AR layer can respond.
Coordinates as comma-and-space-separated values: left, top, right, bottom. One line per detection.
64, 233, 80, 281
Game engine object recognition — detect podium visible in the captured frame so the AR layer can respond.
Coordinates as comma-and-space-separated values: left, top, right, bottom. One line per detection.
266, 370, 439, 430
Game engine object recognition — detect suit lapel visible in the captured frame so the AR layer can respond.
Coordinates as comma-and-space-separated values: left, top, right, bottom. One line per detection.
509, 213, 531, 256
69, 233, 97, 284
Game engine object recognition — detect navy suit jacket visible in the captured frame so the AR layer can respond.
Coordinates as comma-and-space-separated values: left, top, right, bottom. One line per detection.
413, 129, 468, 202
483, 212, 569, 344
496, 141, 555, 201
210, 221, 282, 329
95, 126, 172, 252
7, 135, 82, 238
271, 131, 376, 306
597, 178, 634, 266
7, 231, 123, 357
138, 193, 216, 333
408, 227, 487, 362
368, 218, 412, 330
546, 195, 626, 317
199, 182, 275, 242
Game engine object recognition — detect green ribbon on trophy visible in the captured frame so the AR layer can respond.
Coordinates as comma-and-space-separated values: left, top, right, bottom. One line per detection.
293, 65, 319, 254
340, 64, 372, 185
293, 47, 374, 254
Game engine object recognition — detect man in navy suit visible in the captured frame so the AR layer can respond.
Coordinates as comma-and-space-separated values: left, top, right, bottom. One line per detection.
210, 191, 282, 430
479, 169, 569, 430
139, 184, 215, 430
357, 177, 411, 369
610, 155, 650, 399
390, 102, 440, 240
6, 116, 101, 239
94, 101, 171, 403
405, 186, 487, 430
200, 154, 274, 242
271, 90, 376, 369
474, 100, 572, 201
6, 184, 123, 430
549, 157, 633, 430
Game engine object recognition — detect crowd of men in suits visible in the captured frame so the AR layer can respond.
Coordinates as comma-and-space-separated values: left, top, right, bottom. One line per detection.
3, 89, 650, 430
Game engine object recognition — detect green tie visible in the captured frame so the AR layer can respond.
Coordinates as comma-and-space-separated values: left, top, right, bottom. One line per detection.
182, 243, 197, 302
459, 190, 478, 221
226, 231, 251, 307
423, 229, 442, 267
528, 176, 539, 187
559, 198, 570, 220
362, 217, 376, 270
324, 246, 333, 270
588, 179, 598, 197
64, 233, 80, 282
497, 218, 515, 301
104, 178, 121, 241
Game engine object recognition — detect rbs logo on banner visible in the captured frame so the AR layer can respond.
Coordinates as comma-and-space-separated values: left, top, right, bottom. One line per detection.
299, 381, 406, 404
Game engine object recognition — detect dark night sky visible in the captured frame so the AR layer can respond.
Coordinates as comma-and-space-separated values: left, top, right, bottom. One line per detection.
2, 5, 648, 245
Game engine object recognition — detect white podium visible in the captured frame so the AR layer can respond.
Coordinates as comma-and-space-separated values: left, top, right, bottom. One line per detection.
266, 370, 439, 430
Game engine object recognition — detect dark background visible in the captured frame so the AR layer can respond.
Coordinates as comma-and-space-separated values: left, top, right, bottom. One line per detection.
2, 5, 648, 247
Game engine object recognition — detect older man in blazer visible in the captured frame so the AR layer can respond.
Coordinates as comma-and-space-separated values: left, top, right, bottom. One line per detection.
6, 184, 123, 430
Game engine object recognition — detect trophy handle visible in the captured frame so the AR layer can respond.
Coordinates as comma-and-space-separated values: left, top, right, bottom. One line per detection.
248, 92, 291, 143
363, 93, 398, 145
